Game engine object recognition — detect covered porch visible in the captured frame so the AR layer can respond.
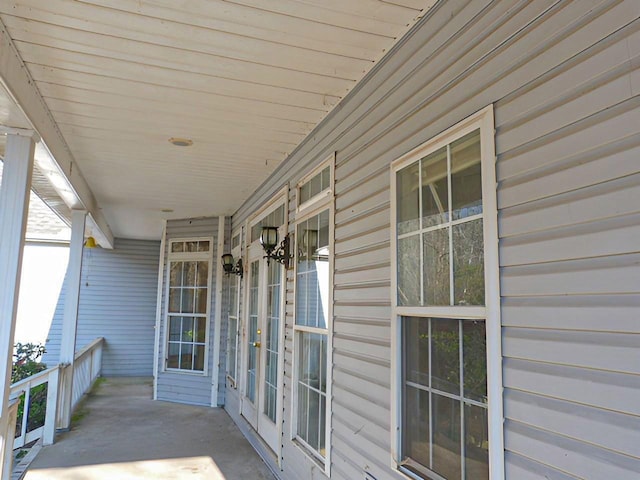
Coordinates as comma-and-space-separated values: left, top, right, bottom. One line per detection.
21, 377, 274, 480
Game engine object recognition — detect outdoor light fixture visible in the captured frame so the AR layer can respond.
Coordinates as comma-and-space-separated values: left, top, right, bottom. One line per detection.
260, 227, 292, 269
84, 236, 98, 248
221, 254, 243, 277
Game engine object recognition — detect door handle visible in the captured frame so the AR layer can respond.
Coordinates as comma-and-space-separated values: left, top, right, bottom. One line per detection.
252, 342, 261, 348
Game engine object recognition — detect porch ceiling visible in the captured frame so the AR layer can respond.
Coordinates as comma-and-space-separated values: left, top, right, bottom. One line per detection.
0, 0, 434, 240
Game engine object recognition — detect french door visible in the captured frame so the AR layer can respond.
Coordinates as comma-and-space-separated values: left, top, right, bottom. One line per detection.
241, 241, 284, 453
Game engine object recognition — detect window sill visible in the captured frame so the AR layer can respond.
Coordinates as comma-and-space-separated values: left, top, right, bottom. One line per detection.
163, 368, 208, 377
292, 437, 326, 472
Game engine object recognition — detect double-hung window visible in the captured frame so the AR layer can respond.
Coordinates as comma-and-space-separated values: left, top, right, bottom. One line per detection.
392, 107, 503, 480
165, 238, 212, 373
293, 157, 334, 467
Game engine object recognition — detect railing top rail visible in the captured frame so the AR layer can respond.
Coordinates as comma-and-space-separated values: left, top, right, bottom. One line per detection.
74, 337, 105, 361
10, 364, 60, 391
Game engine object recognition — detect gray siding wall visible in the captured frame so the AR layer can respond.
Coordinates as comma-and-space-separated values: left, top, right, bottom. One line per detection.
155, 217, 229, 407
43, 238, 160, 377
229, 1, 640, 479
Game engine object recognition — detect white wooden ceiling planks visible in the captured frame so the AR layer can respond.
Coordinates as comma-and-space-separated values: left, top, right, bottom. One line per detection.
0, 0, 432, 239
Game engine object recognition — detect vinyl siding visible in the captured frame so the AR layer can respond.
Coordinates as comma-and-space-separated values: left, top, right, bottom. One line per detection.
43, 238, 160, 376
155, 217, 229, 407
229, 0, 640, 479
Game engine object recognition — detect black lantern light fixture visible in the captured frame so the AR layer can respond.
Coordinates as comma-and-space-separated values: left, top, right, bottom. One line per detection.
221, 253, 243, 277
260, 226, 292, 269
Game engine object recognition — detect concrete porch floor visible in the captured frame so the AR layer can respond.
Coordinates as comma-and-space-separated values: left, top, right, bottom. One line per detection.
22, 378, 275, 480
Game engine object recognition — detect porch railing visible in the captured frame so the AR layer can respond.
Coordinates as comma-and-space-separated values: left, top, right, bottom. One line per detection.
71, 338, 104, 411
10, 365, 60, 449
9, 337, 104, 451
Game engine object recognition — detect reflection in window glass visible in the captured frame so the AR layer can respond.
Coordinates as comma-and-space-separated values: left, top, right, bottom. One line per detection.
295, 208, 330, 459
295, 210, 330, 329
402, 317, 487, 480
396, 129, 484, 308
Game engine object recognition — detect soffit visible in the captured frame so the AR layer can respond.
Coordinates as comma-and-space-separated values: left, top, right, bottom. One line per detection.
0, 0, 434, 239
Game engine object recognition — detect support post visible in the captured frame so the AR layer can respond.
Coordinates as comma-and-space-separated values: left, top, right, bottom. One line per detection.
0, 132, 36, 475
56, 210, 87, 431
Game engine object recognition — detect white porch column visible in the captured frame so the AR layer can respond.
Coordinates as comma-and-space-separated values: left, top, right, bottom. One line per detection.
0, 132, 37, 474
56, 209, 87, 431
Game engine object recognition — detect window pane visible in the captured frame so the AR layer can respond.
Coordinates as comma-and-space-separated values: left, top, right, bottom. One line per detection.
197, 240, 210, 252
321, 166, 330, 191
195, 317, 207, 343
195, 288, 208, 314
451, 130, 482, 221
296, 210, 330, 328
403, 316, 429, 386
432, 394, 461, 480
310, 171, 322, 198
299, 333, 324, 391
169, 261, 183, 287
463, 320, 486, 403
398, 235, 421, 306
186, 241, 198, 252
194, 345, 205, 371
297, 381, 308, 440
181, 344, 194, 370
168, 317, 181, 341
229, 281, 238, 317
169, 288, 181, 313
196, 262, 208, 286
453, 219, 484, 306
228, 317, 237, 379
183, 262, 196, 286
423, 228, 450, 306
167, 342, 180, 369
403, 384, 430, 468
181, 317, 194, 342
397, 162, 420, 234
181, 288, 194, 313
171, 242, 184, 253
465, 404, 489, 480
306, 389, 321, 449
421, 147, 449, 228
431, 319, 459, 395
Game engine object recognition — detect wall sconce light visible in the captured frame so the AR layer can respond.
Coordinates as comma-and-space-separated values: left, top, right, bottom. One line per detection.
221, 254, 243, 277
260, 227, 292, 269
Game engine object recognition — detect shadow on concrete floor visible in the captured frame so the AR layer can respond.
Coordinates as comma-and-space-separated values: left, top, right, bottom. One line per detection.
23, 377, 275, 480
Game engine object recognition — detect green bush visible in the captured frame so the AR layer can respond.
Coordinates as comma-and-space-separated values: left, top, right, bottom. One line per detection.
13, 343, 47, 437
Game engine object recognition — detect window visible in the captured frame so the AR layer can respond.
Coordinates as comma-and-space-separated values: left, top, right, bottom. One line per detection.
165, 238, 212, 373
227, 231, 242, 386
293, 156, 333, 466
392, 107, 502, 480
297, 155, 334, 215
294, 209, 331, 462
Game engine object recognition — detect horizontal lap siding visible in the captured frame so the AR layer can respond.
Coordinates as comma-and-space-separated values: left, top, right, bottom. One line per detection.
230, 0, 640, 478
43, 238, 160, 376
156, 217, 222, 407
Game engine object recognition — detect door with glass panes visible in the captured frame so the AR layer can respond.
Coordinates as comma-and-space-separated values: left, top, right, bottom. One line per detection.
241, 230, 284, 453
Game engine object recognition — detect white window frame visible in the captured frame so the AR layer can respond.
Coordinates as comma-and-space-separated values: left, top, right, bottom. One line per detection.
291, 167, 334, 476
226, 227, 243, 388
296, 153, 335, 217
163, 236, 214, 376
390, 106, 504, 480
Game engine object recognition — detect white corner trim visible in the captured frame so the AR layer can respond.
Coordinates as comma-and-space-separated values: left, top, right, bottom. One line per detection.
211, 216, 226, 407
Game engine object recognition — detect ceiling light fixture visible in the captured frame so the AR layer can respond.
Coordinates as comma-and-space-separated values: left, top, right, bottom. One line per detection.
169, 137, 193, 147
